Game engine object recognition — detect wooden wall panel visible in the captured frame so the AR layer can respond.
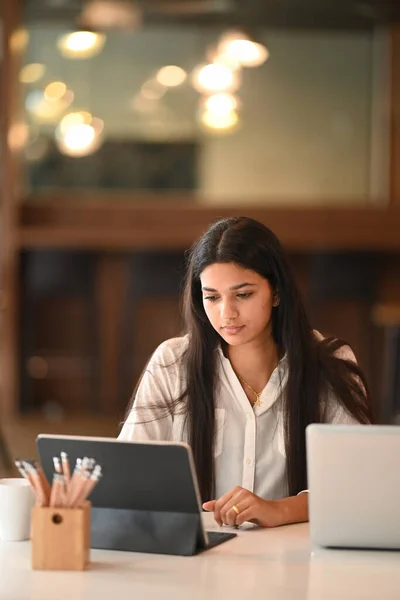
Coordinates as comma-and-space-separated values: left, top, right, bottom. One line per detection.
126, 297, 183, 406
29, 298, 94, 413
0, 1, 23, 415
94, 255, 129, 414
391, 27, 400, 206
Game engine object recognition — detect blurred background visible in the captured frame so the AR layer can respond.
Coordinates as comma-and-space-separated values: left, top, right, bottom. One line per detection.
1, 0, 400, 474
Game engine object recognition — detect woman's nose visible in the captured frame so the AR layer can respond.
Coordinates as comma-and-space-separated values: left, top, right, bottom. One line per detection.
221, 300, 238, 320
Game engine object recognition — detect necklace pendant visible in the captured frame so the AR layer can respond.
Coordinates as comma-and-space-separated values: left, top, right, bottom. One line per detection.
255, 398, 262, 407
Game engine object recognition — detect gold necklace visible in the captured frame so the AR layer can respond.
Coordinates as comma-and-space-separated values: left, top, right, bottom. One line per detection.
237, 374, 263, 407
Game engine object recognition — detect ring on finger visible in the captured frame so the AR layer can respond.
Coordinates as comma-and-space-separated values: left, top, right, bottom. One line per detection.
232, 504, 240, 515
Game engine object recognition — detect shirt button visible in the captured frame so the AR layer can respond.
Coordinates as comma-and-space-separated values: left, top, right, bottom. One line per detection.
245, 458, 253, 466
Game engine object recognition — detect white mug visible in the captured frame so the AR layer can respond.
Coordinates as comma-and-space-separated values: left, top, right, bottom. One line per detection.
0, 478, 36, 541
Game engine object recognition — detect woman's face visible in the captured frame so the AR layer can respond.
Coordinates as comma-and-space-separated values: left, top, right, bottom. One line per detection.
200, 262, 276, 347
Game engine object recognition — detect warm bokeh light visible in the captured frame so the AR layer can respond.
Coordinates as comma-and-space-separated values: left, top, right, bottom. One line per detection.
200, 91, 240, 132
56, 111, 104, 157
156, 65, 187, 87
79, 111, 94, 124
218, 31, 269, 68
10, 28, 29, 53
8, 122, 30, 151
80, 0, 142, 29
44, 81, 68, 102
141, 79, 166, 100
19, 63, 46, 84
201, 108, 239, 131
206, 43, 241, 71
192, 63, 240, 94
59, 112, 90, 135
25, 89, 73, 122
221, 40, 269, 68
57, 123, 98, 156
91, 117, 105, 135
57, 31, 106, 59
204, 93, 238, 115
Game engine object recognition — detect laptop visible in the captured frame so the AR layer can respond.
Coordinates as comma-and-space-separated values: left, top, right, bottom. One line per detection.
306, 424, 400, 550
36, 434, 236, 556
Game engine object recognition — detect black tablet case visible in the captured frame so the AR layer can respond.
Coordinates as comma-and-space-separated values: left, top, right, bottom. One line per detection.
36, 436, 235, 556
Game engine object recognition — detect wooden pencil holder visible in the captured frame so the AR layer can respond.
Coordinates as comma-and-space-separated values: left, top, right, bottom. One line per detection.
31, 502, 91, 570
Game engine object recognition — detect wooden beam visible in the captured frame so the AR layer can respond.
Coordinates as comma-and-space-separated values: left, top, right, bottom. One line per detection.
0, 1, 23, 416
17, 199, 400, 251
390, 26, 400, 206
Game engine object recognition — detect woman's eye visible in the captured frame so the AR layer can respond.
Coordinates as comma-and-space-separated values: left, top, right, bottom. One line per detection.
204, 296, 219, 302
237, 292, 253, 299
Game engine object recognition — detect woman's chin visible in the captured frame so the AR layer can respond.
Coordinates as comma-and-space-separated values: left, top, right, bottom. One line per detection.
220, 332, 249, 346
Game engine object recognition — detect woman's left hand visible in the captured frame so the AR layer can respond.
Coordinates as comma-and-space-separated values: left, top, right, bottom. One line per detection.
202, 486, 285, 528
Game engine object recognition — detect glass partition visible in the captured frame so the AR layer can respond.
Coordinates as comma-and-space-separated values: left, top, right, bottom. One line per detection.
16, 1, 389, 204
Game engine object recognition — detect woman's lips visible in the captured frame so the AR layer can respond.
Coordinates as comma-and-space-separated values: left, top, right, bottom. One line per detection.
222, 325, 244, 335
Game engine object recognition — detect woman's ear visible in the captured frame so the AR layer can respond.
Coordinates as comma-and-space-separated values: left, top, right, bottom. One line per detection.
272, 292, 280, 307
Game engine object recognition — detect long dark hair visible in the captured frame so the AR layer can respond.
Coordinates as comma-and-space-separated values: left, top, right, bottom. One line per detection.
128, 217, 373, 502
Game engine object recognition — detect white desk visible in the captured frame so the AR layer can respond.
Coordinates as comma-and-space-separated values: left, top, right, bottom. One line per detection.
1, 515, 399, 600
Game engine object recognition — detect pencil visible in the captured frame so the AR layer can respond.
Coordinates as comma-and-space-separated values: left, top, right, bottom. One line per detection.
50, 474, 65, 507
32, 460, 51, 505
25, 462, 46, 506
61, 452, 71, 484
69, 470, 90, 508
66, 458, 82, 507
53, 457, 62, 474
73, 465, 102, 507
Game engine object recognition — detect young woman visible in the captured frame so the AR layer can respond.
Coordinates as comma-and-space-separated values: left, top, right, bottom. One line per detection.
119, 217, 373, 528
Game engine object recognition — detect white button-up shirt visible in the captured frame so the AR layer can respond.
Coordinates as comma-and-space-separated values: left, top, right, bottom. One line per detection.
119, 335, 358, 500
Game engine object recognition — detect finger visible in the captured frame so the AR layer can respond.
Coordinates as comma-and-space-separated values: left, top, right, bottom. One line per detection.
219, 497, 239, 525
220, 491, 247, 526
202, 500, 216, 512
222, 499, 250, 527
213, 488, 239, 526
235, 506, 259, 527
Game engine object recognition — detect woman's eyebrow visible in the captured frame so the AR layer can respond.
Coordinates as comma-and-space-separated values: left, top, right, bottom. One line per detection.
201, 282, 257, 292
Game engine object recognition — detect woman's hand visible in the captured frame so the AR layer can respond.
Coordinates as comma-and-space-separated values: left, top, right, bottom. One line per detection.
202, 486, 286, 528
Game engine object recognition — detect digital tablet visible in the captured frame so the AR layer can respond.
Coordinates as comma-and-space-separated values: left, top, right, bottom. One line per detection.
36, 434, 236, 555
